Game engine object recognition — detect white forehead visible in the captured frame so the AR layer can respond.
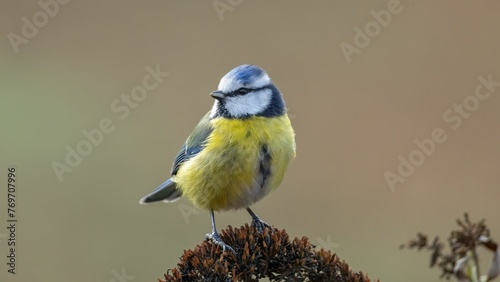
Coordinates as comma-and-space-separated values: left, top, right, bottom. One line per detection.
217, 65, 271, 93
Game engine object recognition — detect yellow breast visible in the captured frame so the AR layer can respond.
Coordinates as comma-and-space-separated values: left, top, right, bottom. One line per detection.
174, 115, 295, 211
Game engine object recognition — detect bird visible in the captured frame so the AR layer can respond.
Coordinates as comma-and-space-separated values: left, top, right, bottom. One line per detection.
139, 64, 296, 253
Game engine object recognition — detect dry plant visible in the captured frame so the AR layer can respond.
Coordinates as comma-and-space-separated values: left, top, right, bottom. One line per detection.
401, 213, 499, 282
160, 224, 377, 282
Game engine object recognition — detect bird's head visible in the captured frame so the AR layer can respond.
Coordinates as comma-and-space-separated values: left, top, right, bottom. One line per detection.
210, 64, 286, 119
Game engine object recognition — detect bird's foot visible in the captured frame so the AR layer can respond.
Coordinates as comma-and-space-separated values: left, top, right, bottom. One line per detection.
251, 217, 273, 234
205, 231, 236, 254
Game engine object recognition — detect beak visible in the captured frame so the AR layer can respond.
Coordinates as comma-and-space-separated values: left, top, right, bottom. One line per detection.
210, 90, 225, 100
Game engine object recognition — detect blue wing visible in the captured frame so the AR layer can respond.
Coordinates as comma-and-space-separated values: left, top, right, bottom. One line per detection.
171, 111, 213, 175
140, 111, 213, 204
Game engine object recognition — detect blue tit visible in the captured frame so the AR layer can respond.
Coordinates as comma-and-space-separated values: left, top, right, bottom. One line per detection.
140, 64, 296, 253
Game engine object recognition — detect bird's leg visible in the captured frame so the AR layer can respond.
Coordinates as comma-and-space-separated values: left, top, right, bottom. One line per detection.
246, 207, 272, 233
205, 210, 236, 254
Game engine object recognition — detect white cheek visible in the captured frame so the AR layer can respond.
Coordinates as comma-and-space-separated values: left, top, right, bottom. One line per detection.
225, 89, 272, 117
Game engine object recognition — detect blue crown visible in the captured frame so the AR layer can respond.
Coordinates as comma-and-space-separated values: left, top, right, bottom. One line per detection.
225, 64, 266, 86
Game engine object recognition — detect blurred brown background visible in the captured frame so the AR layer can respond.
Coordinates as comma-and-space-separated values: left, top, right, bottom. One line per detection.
1, 1, 499, 281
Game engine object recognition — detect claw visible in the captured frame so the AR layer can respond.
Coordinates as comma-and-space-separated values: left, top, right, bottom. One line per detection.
207, 210, 236, 254
206, 231, 236, 254
246, 207, 272, 233
251, 217, 272, 233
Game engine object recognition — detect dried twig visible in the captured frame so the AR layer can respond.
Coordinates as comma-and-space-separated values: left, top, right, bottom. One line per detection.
401, 213, 496, 281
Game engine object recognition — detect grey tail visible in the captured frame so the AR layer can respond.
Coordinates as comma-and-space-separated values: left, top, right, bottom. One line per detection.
139, 178, 182, 204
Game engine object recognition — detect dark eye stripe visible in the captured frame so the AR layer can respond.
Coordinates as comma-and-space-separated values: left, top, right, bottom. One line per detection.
237, 88, 249, 95
225, 86, 269, 97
